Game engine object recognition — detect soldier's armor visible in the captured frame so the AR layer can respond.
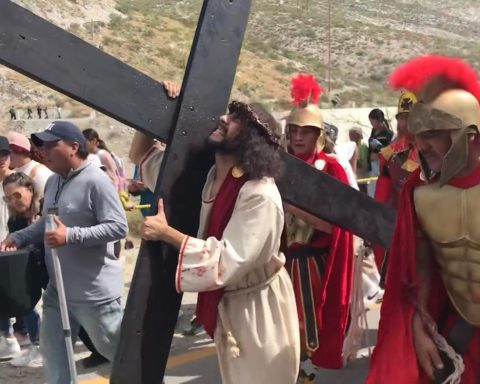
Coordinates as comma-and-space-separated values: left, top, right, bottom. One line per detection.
286, 158, 326, 247
414, 181, 480, 326
285, 213, 314, 247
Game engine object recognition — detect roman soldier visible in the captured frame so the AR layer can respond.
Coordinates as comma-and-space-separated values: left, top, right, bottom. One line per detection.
367, 55, 480, 384
283, 74, 354, 383
372, 91, 419, 274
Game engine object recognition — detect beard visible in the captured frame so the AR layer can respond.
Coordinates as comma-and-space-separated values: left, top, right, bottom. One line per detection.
206, 128, 247, 156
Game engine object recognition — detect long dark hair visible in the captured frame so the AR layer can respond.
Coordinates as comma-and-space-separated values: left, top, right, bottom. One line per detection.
368, 108, 391, 130
230, 103, 282, 180
82, 128, 111, 154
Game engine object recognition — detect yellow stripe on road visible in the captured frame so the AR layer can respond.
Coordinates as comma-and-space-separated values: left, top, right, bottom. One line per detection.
356, 176, 378, 183
80, 378, 109, 384
167, 345, 217, 369
80, 345, 217, 383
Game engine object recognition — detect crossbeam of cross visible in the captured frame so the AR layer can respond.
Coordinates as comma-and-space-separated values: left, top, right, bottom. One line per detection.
0, 0, 395, 381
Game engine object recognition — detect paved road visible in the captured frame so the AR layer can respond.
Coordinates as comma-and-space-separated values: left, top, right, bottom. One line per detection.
163, 303, 379, 384
0, 240, 380, 384
70, 298, 380, 384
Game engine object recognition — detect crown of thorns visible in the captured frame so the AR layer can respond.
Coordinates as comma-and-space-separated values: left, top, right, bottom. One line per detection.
228, 101, 281, 147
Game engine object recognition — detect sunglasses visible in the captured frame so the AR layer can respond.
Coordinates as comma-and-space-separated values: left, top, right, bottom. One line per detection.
3, 191, 24, 203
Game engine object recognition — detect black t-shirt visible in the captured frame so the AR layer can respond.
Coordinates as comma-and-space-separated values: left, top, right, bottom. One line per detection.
368, 127, 393, 170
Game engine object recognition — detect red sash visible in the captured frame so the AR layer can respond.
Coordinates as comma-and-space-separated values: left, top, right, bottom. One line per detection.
195, 168, 247, 338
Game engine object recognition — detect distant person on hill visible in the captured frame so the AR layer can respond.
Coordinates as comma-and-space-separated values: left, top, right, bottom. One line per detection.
36, 106, 42, 119
9, 107, 16, 121
43, 107, 48, 119
26, 107, 33, 120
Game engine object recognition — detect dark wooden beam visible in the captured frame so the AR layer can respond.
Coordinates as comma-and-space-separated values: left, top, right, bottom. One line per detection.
111, 1, 253, 382
0, 0, 396, 249
278, 153, 396, 247
0, 2, 396, 381
0, 0, 176, 140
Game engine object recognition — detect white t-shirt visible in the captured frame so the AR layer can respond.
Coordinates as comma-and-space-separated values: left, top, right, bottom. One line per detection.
0, 187, 10, 241
87, 153, 103, 169
139, 145, 165, 192
16, 160, 53, 198
335, 142, 359, 190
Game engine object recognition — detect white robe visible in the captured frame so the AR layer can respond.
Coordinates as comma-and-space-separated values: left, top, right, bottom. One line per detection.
176, 168, 300, 384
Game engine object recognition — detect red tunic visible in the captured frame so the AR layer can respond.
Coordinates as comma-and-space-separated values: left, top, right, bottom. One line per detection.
367, 168, 480, 384
285, 150, 354, 369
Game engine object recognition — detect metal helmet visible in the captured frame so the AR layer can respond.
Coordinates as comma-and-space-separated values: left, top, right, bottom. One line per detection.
286, 74, 326, 152
390, 55, 480, 185
397, 91, 418, 115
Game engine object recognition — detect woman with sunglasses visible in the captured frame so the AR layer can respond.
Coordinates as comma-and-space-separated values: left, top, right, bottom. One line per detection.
6, 132, 52, 198
0, 172, 46, 368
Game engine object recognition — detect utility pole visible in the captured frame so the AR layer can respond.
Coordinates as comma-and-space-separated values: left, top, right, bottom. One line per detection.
91, 19, 94, 45
327, 0, 332, 93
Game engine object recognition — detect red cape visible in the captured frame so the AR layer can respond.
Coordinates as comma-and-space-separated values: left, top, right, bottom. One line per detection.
374, 154, 392, 205
367, 167, 480, 384
195, 169, 247, 338
288, 151, 354, 369
373, 140, 418, 268
374, 137, 418, 205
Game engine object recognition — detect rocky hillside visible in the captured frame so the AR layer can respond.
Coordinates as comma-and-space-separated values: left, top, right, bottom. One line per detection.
2, 0, 480, 117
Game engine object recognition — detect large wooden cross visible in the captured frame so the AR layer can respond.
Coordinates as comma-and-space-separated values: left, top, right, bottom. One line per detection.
0, 1, 395, 382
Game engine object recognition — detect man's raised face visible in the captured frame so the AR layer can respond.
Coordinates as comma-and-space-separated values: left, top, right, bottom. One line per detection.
415, 130, 452, 173
209, 112, 245, 148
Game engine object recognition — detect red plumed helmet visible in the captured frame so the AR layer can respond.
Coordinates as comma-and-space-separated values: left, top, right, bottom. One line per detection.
389, 55, 480, 103
290, 73, 323, 106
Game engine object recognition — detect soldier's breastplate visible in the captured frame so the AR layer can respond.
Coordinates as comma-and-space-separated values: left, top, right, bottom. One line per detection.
286, 157, 327, 247
414, 183, 480, 326
285, 211, 314, 246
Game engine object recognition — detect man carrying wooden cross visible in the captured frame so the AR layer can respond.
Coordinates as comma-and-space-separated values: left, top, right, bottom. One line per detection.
132, 82, 300, 384
367, 55, 480, 384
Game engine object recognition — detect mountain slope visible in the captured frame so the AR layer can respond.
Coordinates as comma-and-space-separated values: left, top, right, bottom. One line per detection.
2, 0, 480, 115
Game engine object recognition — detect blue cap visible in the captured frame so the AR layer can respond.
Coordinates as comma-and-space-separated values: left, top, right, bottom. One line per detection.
0, 136, 11, 154
31, 121, 86, 149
